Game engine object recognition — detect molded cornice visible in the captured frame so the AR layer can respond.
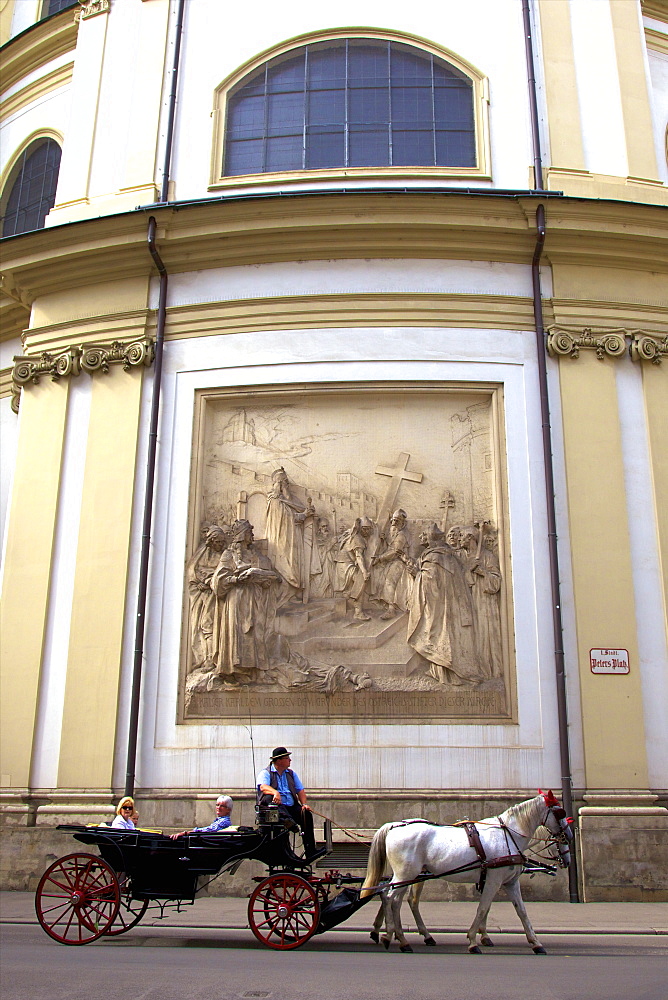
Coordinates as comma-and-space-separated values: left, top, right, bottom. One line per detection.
0, 8, 77, 97
1, 195, 666, 312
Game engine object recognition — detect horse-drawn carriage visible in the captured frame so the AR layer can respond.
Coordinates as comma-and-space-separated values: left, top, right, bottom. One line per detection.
34, 792, 573, 954
34, 811, 365, 950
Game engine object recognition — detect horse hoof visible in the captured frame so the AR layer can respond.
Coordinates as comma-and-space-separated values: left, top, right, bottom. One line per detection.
481, 937, 494, 947
533, 946, 547, 955
469, 945, 482, 954
382, 938, 391, 951
424, 937, 436, 947
370, 931, 379, 944
400, 944, 413, 954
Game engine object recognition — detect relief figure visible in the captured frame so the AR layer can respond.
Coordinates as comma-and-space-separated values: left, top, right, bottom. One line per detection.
265, 467, 316, 600
462, 526, 503, 679
187, 524, 228, 671
210, 519, 281, 684
407, 524, 484, 686
335, 516, 376, 621
372, 508, 414, 619
309, 518, 337, 599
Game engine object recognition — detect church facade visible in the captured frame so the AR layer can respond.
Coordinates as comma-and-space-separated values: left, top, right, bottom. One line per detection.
1, 0, 667, 900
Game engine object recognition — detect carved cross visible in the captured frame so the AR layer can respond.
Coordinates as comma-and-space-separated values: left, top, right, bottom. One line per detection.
375, 452, 424, 527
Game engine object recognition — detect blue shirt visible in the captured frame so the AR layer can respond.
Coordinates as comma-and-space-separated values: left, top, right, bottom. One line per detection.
256, 765, 304, 807
193, 815, 231, 833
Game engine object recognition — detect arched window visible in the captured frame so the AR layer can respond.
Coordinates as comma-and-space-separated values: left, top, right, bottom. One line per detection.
223, 39, 476, 177
2, 138, 62, 238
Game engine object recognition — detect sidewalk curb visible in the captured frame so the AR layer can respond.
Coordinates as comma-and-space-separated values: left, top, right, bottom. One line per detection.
2, 916, 666, 935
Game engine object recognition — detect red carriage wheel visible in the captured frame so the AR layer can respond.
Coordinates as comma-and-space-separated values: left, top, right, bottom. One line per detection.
248, 873, 320, 950
103, 876, 149, 936
35, 853, 120, 945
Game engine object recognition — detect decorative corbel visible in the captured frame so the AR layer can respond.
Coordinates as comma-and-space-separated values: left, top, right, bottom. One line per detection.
80, 338, 155, 374
75, 0, 110, 20
12, 348, 82, 388
629, 333, 668, 365
546, 327, 627, 361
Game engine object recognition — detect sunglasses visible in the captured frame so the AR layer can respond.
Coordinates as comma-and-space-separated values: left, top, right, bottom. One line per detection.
121, 805, 133, 811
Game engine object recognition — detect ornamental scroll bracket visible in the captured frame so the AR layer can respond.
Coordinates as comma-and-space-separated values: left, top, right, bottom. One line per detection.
629, 333, 668, 365
11, 337, 155, 411
75, 0, 110, 21
546, 327, 627, 361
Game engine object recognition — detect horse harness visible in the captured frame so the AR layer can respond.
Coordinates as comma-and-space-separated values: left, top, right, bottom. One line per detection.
389, 817, 525, 894
461, 821, 524, 893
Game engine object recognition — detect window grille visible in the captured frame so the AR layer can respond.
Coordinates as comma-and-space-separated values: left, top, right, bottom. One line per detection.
2, 139, 62, 238
224, 40, 476, 176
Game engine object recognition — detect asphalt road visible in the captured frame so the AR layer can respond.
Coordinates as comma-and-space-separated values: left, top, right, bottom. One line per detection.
2, 923, 667, 1000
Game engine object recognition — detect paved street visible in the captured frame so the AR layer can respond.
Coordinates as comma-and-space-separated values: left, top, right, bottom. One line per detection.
2, 894, 667, 1000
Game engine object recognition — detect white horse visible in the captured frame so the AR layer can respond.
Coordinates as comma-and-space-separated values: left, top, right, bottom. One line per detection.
361, 791, 573, 954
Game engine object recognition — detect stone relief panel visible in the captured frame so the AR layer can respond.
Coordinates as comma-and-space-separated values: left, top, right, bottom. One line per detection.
181, 386, 514, 723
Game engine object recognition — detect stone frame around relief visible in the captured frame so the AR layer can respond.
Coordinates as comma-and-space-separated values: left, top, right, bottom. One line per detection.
178, 382, 516, 724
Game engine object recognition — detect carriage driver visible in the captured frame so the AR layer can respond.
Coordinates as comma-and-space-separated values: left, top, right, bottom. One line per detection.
256, 747, 327, 864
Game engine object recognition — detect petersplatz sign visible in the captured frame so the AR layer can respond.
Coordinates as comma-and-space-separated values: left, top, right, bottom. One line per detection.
589, 648, 630, 674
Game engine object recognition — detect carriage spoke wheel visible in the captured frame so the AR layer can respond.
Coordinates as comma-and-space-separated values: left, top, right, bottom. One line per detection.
35, 853, 120, 945
248, 873, 320, 950
103, 876, 149, 936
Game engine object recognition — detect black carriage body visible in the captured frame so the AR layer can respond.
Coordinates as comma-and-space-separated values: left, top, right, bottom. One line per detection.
57, 824, 303, 901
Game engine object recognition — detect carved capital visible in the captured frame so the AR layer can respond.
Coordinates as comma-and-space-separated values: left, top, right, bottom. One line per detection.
12, 337, 155, 400
12, 348, 81, 388
80, 338, 155, 374
10, 383, 21, 414
75, 0, 110, 20
629, 332, 668, 365
546, 327, 626, 361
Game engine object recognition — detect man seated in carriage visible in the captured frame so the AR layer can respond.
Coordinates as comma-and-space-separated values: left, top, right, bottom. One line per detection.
256, 747, 327, 864
170, 795, 234, 839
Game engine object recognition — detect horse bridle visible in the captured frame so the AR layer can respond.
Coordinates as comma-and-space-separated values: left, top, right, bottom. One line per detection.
496, 803, 573, 869
539, 804, 574, 868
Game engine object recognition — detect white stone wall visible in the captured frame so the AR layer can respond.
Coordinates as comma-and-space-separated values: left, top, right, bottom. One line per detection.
95, 258, 584, 796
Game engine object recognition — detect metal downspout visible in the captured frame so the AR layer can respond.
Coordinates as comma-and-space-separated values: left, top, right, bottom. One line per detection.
522, 0, 578, 901
124, 0, 183, 794
522, 0, 544, 190
530, 208, 579, 902
160, 0, 186, 204
124, 218, 168, 797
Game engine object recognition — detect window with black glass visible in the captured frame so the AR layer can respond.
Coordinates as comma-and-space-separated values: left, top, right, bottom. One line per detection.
42, 0, 78, 17
2, 138, 62, 238
224, 39, 476, 176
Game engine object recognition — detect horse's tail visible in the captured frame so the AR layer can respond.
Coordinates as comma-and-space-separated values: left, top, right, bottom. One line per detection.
360, 823, 392, 898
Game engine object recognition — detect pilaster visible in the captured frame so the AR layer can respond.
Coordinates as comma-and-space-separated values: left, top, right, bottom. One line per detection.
0, 378, 70, 790
556, 350, 649, 790
57, 360, 145, 789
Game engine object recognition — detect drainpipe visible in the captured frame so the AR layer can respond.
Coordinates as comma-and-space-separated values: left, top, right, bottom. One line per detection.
522, 0, 544, 190
159, 0, 186, 204
531, 206, 579, 903
124, 0, 183, 795
522, 0, 578, 903
124, 218, 167, 798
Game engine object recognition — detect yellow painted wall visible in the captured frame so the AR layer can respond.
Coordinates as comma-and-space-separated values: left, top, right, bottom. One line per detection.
0, 379, 69, 788
57, 365, 144, 789
538, 0, 585, 171
558, 353, 649, 789
610, 0, 660, 181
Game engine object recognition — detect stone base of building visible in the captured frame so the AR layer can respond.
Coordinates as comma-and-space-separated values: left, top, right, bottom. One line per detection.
2, 789, 666, 901
577, 793, 668, 902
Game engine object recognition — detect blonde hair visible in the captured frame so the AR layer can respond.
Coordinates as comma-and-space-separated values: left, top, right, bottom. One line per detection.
116, 795, 134, 816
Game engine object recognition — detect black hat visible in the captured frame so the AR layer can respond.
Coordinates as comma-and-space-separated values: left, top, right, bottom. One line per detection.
270, 746, 291, 762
